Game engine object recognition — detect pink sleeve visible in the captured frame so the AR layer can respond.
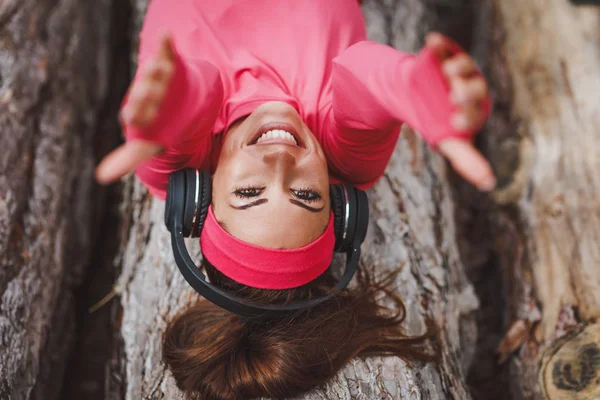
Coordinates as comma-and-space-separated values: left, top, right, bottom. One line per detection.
122, 49, 224, 200
321, 40, 490, 187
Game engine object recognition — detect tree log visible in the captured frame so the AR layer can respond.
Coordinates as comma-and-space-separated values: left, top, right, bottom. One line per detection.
0, 0, 113, 399
456, 0, 600, 399
105, 1, 483, 399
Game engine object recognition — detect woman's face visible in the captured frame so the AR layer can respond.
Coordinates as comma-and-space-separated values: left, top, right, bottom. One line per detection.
212, 102, 331, 249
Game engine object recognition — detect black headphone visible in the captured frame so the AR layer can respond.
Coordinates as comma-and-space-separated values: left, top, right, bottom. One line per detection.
164, 168, 369, 318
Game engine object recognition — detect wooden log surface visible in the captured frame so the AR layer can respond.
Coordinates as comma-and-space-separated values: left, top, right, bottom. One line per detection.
540, 324, 600, 400
2, 0, 597, 399
457, 0, 600, 398
493, 0, 600, 340
0, 0, 112, 399
105, 0, 482, 399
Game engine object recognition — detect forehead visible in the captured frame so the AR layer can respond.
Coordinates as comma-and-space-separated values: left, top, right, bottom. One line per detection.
215, 200, 330, 249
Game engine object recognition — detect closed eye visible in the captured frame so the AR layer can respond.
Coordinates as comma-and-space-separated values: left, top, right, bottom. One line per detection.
229, 186, 325, 212
291, 188, 322, 203
233, 186, 265, 199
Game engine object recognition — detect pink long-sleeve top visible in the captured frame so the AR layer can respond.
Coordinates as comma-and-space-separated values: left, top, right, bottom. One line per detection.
126, 0, 477, 199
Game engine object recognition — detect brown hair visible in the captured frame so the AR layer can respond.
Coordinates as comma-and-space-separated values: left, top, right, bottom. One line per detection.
163, 261, 437, 400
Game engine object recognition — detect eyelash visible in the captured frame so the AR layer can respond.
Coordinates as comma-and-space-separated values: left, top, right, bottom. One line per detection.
291, 187, 322, 203
233, 186, 265, 199
232, 186, 322, 203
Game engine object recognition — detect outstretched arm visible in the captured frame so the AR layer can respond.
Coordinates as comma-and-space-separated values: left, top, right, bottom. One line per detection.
96, 35, 224, 199
324, 33, 495, 191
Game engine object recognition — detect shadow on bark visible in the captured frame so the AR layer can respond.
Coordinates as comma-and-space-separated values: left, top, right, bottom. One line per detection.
60, 1, 132, 399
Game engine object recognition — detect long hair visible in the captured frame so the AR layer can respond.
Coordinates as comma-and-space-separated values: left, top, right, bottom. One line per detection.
163, 260, 437, 400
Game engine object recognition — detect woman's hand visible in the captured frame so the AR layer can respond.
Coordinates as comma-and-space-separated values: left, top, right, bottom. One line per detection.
425, 32, 496, 192
95, 34, 176, 184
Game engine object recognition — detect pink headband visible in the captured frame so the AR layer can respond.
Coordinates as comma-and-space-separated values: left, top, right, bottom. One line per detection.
200, 206, 335, 289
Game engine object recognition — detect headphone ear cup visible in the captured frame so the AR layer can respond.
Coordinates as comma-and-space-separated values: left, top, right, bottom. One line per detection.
329, 184, 369, 252
191, 171, 212, 238
329, 184, 348, 251
343, 186, 369, 249
343, 185, 358, 251
353, 188, 369, 246
165, 170, 187, 232
182, 169, 198, 237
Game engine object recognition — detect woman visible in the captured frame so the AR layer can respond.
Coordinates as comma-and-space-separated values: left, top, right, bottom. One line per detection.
96, 0, 492, 398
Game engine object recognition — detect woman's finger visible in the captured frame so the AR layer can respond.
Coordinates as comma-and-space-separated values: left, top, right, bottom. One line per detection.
450, 76, 488, 105
95, 140, 163, 184
141, 65, 172, 108
443, 54, 478, 78
158, 33, 177, 62
452, 104, 486, 131
131, 80, 166, 107
120, 34, 175, 129
137, 103, 160, 127
437, 138, 496, 191
425, 32, 454, 61
122, 81, 166, 126
144, 59, 175, 84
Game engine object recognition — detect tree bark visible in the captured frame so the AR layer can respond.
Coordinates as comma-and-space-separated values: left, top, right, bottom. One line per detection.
106, 1, 482, 399
0, 0, 113, 399
2, 0, 595, 398
457, 1, 600, 399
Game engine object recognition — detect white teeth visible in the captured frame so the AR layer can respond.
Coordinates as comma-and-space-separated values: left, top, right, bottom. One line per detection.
256, 129, 297, 145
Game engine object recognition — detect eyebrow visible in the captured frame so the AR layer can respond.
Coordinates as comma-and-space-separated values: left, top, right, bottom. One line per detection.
230, 198, 268, 210
228, 198, 325, 213
289, 199, 325, 213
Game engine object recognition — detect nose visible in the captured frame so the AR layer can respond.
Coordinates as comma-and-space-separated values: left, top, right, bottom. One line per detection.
262, 147, 297, 168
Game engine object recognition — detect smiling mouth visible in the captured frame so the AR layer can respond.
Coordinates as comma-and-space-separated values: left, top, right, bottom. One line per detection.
248, 122, 304, 148
256, 129, 297, 145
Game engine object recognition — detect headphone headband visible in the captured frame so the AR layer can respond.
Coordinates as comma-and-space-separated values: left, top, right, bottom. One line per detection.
169, 214, 362, 319
166, 169, 369, 318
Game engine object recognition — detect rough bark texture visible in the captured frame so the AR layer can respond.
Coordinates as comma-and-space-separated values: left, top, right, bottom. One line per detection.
0, 0, 113, 399
106, 1, 482, 399
4, 0, 596, 399
457, 0, 600, 399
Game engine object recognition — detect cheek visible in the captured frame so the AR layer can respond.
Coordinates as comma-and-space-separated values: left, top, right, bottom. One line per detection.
308, 138, 328, 169
223, 114, 261, 149
216, 152, 263, 181
213, 152, 269, 203
309, 152, 329, 181
212, 153, 244, 200
210, 169, 226, 207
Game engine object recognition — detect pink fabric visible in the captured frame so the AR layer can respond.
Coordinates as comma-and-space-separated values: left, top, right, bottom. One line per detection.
200, 207, 336, 289
125, 0, 491, 199
124, 1, 491, 289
